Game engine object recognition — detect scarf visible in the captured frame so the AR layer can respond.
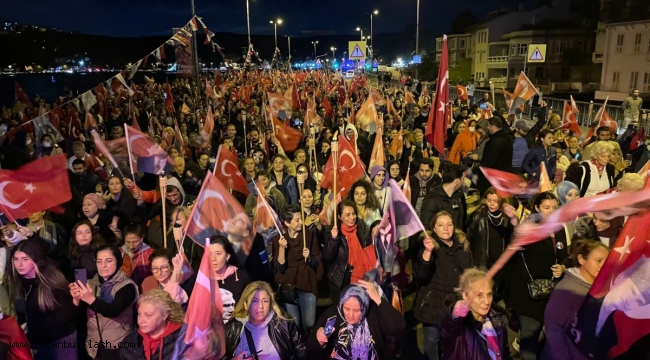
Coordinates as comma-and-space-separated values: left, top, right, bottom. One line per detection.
139, 322, 182, 360
342, 224, 377, 284
590, 159, 605, 175
333, 285, 377, 360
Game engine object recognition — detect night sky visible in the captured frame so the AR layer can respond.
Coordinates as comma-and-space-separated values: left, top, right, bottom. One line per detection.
4, 0, 539, 37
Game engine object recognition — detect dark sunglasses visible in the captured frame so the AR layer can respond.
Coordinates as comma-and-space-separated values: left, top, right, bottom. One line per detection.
173, 223, 183, 228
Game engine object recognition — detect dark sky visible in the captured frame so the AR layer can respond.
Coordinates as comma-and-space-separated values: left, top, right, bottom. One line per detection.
3, 0, 538, 37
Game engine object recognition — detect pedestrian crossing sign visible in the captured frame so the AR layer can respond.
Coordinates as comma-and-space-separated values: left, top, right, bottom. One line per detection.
348, 41, 366, 60
527, 44, 546, 63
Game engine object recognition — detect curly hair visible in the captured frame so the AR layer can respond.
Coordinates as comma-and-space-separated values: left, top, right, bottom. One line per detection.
346, 179, 381, 211
137, 289, 185, 324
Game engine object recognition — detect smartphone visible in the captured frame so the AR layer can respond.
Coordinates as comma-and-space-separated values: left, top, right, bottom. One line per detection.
75, 268, 88, 286
626, 154, 633, 162
479, 103, 488, 109
324, 316, 337, 336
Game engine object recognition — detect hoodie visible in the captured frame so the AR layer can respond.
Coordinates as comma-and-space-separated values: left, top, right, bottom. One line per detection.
244, 181, 287, 217
540, 267, 591, 360
120, 242, 154, 287
233, 310, 280, 359
370, 165, 391, 216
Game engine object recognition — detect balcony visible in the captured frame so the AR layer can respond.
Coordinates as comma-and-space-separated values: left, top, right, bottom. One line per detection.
592, 52, 603, 63
487, 56, 509, 63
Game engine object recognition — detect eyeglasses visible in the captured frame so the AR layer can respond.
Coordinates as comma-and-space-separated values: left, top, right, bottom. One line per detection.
152, 265, 171, 273
173, 223, 183, 228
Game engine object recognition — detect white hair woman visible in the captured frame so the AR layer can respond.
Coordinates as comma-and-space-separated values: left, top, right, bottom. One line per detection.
572, 141, 617, 197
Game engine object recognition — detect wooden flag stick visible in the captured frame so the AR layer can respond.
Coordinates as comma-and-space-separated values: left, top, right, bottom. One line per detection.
160, 175, 168, 248
331, 136, 339, 229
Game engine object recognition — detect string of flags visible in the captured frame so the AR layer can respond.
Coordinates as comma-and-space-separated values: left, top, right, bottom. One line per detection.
270, 47, 281, 69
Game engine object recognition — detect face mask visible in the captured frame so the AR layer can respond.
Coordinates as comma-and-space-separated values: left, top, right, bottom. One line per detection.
42, 141, 52, 147
469, 127, 475, 132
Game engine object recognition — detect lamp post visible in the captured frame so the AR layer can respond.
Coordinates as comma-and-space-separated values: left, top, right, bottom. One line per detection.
286, 35, 291, 58
370, 10, 378, 57
356, 27, 363, 41
270, 19, 282, 48
330, 47, 337, 60
245, 0, 251, 45
312, 41, 318, 58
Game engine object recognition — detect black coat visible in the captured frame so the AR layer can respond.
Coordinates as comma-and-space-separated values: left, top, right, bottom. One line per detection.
413, 235, 474, 325
119, 323, 184, 360
409, 174, 441, 209
322, 222, 372, 289
419, 185, 468, 232
306, 300, 406, 360
440, 305, 512, 360
223, 315, 306, 360
477, 129, 515, 195
467, 207, 513, 270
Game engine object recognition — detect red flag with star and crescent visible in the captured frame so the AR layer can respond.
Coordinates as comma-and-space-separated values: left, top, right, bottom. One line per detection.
457, 85, 468, 102
569, 205, 650, 359
214, 145, 249, 195
320, 135, 365, 198
0, 154, 71, 223
561, 101, 582, 137
184, 171, 254, 255
425, 35, 449, 155
124, 124, 173, 175
271, 117, 303, 152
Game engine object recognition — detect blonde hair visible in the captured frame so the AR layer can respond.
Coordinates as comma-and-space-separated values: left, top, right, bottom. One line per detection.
454, 267, 494, 295
232, 281, 290, 323
617, 173, 644, 192
138, 289, 185, 324
590, 141, 613, 160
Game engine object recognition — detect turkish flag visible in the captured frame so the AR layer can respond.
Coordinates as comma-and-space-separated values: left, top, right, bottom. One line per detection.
284, 82, 301, 111
197, 107, 215, 149
570, 95, 580, 114
320, 135, 365, 198
67, 110, 82, 141
630, 127, 646, 152
0, 155, 71, 223
561, 101, 582, 137
254, 182, 281, 234
479, 167, 537, 198
388, 129, 403, 158
355, 96, 379, 133
177, 238, 226, 360
509, 72, 538, 115
425, 36, 448, 155
93, 84, 107, 119
272, 117, 303, 152
0, 315, 33, 360
14, 82, 31, 106
404, 89, 416, 104
370, 127, 386, 168
457, 85, 468, 102
49, 106, 63, 131
124, 125, 173, 175
214, 145, 248, 195
503, 88, 525, 113
173, 119, 185, 149
304, 99, 321, 130
184, 171, 254, 256
594, 104, 617, 132
539, 161, 552, 192
267, 91, 292, 120
322, 97, 333, 119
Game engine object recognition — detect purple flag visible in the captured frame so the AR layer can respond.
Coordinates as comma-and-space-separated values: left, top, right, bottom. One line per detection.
375, 179, 427, 272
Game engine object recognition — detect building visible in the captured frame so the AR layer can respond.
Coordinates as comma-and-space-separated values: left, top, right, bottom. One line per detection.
465, 1, 585, 89
435, 34, 473, 83
593, 0, 650, 101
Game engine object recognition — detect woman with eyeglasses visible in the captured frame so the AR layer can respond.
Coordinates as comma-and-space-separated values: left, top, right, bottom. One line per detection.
70, 244, 139, 359
141, 248, 189, 306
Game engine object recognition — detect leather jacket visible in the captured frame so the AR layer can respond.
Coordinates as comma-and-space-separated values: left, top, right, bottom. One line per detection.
440, 306, 512, 360
467, 206, 514, 270
223, 314, 306, 360
322, 221, 372, 289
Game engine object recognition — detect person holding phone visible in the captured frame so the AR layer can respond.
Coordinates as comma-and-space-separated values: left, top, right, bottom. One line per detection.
307, 280, 406, 360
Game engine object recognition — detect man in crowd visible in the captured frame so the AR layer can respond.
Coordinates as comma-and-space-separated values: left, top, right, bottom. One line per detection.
477, 116, 514, 195
621, 88, 643, 135
420, 162, 467, 231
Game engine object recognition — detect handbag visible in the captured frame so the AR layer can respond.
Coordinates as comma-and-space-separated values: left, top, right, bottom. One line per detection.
277, 283, 298, 304
521, 252, 556, 300
391, 288, 404, 315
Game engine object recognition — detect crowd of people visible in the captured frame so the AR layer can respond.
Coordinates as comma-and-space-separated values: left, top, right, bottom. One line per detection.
0, 66, 646, 360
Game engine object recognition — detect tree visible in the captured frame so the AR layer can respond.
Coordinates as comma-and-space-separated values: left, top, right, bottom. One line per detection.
450, 9, 477, 34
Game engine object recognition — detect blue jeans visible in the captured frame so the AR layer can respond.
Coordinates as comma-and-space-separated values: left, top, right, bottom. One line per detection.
519, 315, 543, 360
33, 331, 78, 360
284, 291, 317, 335
421, 324, 440, 360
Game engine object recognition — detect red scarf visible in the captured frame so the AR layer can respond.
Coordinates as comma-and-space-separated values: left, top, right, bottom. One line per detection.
342, 223, 377, 284
591, 159, 605, 175
139, 322, 182, 360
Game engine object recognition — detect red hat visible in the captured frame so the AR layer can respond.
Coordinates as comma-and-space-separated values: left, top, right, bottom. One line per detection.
111, 107, 121, 115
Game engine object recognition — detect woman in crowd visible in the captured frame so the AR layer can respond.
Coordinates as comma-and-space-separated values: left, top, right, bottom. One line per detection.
466, 187, 513, 298
567, 142, 616, 197
323, 200, 377, 302
273, 204, 323, 334
440, 268, 511, 360
555, 181, 580, 205
617, 172, 644, 193
370, 165, 391, 216
591, 212, 624, 248
506, 192, 570, 360
296, 163, 318, 193
293, 148, 308, 169
7, 240, 77, 360
316, 139, 331, 172
70, 244, 138, 359
448, 119, 480, 166
270, 154, 299, 204
414, 211, 474, 360
141, 248, 188, 306
446, 121, 466, 149
300, 187, 323, 233
120, 290, 185, 360
387, 160, 405, 187
245, 171, 287, 217
308, 280, 406, 360
82, 193, 118, 244
224, 281, 305, 360
105, 176, 138, 223
609, 147, 629, 182
240, 156, 258, 183
522, 129, 557, 182
540, 239, 609, 360
208, 235, 251, 324
68, 220, 105, 280
346, 179, 382, 227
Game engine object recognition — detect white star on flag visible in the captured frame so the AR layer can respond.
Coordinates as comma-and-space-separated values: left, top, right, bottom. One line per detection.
614, 236, 634, 257
340, 166, 348, 173
24, 183, 35, 193
438, 101, 445, 112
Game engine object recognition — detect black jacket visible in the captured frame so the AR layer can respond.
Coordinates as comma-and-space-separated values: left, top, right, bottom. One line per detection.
571, 162, 617, 197
306, 300, 406, 360
322, 222, 372, 289
440, 305, 512, 360
467, 206, 513, 270
223, 314, 306, 360
419, 185, 468, 232
120, 323, 184, 360
477, 129, 515, 195
409, 174, 441, 209
413, 235, 474, 325
20, 278, 77, 344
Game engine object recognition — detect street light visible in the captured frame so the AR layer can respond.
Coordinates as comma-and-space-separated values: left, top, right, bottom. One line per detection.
356, 27, 363, 41
270, 19, 282, 48
245, 0, 251, 45
312, 41, 318, 58
330, 47, 337, 60
370, 10, 378, 57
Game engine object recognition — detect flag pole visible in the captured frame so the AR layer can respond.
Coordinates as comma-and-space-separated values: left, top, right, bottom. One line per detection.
331, 135, 339, 230
123, 124, 136, 182
160, 175, 168, 248
298, 181, 308, 253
